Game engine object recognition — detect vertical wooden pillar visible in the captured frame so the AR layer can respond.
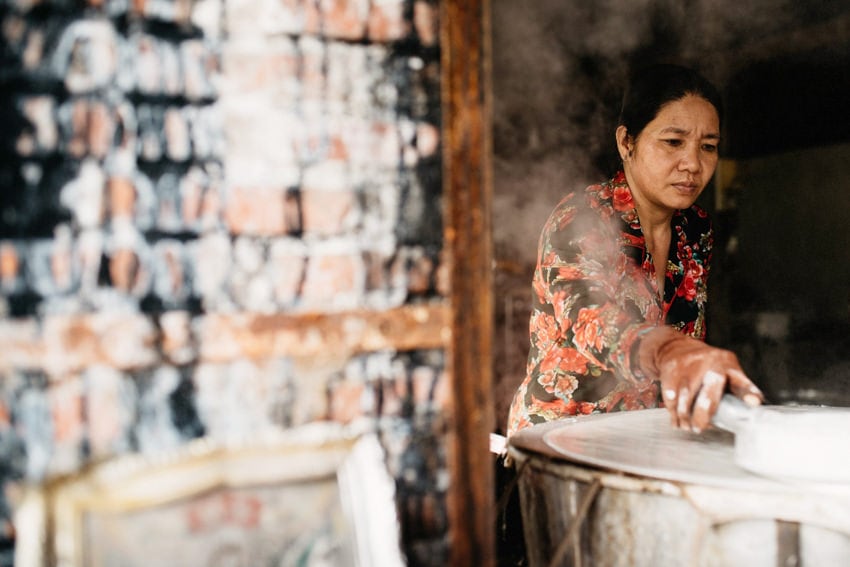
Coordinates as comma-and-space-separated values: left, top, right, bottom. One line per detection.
441, 0, 495, 565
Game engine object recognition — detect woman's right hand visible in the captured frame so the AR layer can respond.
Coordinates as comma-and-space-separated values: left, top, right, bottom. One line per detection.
638, 326, 764, 432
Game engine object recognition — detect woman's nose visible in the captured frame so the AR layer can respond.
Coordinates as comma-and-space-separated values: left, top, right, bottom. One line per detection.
678, 144, 701, 171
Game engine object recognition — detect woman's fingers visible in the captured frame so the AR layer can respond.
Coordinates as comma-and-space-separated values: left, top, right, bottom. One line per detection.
676, 385, 692, 429
690, 369, 725, 432
660, 353, 756, 432
726, 367, 764, 407
651, 333, 762, 432
667, 367, 724, 433
662, 385, 679, 428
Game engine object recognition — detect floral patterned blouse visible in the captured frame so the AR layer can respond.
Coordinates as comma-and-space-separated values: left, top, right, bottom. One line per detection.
507, 171, 713, 436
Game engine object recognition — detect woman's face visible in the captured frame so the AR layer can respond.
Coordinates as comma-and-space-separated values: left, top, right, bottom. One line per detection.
617, 95, 720, 218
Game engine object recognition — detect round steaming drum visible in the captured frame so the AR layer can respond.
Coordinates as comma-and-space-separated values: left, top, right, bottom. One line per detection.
507, 409, 850, 567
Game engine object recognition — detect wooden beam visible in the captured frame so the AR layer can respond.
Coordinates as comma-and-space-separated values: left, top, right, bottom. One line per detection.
196, 303, 451, 362
441, 0, 496, 564
0, 303, 451, 374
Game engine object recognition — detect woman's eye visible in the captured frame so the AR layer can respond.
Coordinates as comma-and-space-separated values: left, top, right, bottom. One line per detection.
701, 143, 718, 152
663, 139, 683, 147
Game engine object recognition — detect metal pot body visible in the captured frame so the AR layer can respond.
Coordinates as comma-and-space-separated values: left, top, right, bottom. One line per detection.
507, 411, 850, 567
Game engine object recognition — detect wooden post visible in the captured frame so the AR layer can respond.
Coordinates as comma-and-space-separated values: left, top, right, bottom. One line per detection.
441, 0, 495, 565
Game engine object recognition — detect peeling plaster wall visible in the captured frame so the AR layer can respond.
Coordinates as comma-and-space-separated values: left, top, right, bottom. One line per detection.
0, 0, 449, 565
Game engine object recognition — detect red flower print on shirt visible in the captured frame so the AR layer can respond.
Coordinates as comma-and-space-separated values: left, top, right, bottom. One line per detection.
529, 396, 597, 419
594, 183, 612, 200
612, 186, 635, 212
556, 265, 584, 281
551, 290, 571, 325
553, 201, 577, 230
541, 251, 559, 267
537, 371, 579, 396
677, 259, 704, 301
574, 307, 606, 352
531, 311, 561, 351
533, 276, 548, 303
677, 272, 698, 301
539, 346, 588, 375
687, 258, 704, 277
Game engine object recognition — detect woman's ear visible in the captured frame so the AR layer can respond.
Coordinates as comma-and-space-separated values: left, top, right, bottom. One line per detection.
615, 125, 632, 160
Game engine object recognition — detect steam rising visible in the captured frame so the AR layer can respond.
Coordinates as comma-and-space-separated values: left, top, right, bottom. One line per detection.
491, 0, 837, 264
490, 1, 850, 428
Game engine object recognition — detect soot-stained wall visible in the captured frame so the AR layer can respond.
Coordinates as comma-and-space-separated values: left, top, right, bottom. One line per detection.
0, 0, 448, 565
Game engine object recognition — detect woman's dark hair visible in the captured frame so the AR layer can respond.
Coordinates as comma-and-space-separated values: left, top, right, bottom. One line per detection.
618, 64, 724, 139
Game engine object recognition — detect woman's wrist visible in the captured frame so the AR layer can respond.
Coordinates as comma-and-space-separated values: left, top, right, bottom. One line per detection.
636, 326, 691, 380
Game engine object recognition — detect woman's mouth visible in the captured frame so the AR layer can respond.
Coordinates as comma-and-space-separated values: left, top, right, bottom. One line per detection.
672, 181, 699, 194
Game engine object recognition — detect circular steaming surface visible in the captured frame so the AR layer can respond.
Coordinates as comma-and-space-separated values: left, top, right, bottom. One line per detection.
521, 409, 850, 492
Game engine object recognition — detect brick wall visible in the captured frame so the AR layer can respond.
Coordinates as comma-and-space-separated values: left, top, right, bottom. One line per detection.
0, 0, 447, 564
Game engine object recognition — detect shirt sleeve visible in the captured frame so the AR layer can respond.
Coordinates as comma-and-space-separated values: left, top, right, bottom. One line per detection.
529, 193, 658, 386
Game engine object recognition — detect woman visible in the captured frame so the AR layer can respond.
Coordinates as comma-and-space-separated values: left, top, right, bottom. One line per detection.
507, 64, 764, 437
